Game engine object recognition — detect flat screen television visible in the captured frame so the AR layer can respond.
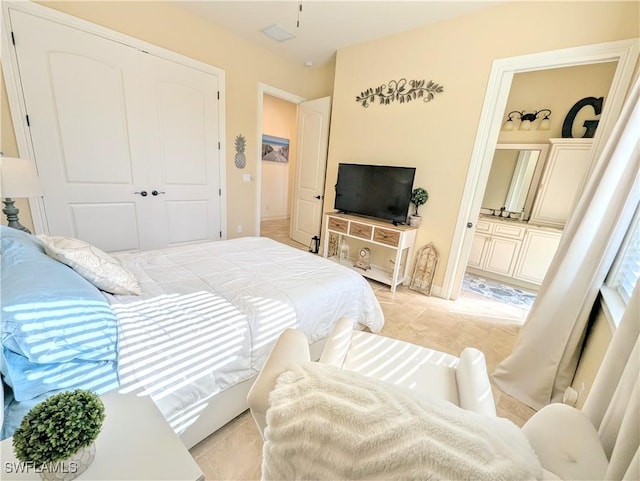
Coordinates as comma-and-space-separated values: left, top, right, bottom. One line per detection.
334, 163, 416, 225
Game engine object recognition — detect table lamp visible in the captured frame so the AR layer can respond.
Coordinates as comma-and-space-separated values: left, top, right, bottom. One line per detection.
0, 155, 43, 233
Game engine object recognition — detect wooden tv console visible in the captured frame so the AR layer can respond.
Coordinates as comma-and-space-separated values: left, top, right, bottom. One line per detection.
322, 212, 417, 292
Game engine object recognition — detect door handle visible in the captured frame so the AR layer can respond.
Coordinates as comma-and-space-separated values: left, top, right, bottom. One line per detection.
134, 191, 148, 197
151, 190, 166, 196
314, 195, 324, 200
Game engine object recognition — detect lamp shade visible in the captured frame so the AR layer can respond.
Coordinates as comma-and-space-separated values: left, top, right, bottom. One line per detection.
0, 156, 43, 198
519, 119, 532, 131
538, 118, 551, 131
502, 119, 514, 131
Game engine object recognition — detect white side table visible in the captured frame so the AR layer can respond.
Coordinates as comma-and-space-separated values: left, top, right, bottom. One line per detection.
1, 391, 204, 481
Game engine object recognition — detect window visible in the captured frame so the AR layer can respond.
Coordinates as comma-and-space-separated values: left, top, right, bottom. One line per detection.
602, 205, 640, 326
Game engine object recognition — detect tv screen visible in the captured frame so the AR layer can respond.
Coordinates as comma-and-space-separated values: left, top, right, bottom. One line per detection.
334, 163, 416, 224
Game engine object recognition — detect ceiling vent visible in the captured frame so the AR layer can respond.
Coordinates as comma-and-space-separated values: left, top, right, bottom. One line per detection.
262, 24, 296, 42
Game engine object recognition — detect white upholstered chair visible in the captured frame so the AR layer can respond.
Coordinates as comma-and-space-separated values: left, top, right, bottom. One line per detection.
247, 317, 496, 438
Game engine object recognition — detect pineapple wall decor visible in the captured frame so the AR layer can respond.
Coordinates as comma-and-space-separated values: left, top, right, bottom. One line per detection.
356, 78, 444, 108
234, 134, 247, 169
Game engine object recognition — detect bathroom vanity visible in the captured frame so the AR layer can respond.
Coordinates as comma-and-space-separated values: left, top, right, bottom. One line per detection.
468, 215, 562, 290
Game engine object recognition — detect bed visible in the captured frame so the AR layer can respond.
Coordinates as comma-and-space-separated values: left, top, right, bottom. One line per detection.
0, 226, 384, 447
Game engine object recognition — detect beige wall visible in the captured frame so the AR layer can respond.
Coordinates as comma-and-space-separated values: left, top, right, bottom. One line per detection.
324, 1, 639, 288
261, 95, 297, 221
1, 0, 334, 237
498, 62, 617, 144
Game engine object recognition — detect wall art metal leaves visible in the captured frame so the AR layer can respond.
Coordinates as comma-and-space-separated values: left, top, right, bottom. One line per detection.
356, 78, 444, 108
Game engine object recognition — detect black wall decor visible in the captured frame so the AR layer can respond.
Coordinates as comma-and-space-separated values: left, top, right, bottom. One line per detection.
356, 78, 444, 108
562, 96, 603, 138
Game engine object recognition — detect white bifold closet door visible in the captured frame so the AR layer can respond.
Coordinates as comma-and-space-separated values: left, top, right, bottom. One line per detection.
9, 9, 222, 252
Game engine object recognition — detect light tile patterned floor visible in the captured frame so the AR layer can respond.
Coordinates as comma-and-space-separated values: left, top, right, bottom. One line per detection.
189, 219, 535, 480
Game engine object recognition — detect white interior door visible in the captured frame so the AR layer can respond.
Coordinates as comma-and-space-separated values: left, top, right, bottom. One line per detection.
130, 53, 222, 249
8, 9, 222, 252
290, 97, 331, 247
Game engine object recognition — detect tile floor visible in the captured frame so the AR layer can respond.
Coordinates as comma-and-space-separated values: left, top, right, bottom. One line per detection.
189, 218, 536, 480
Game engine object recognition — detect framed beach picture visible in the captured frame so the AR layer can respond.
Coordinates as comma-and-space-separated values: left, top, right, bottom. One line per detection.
261, 135, 290, 163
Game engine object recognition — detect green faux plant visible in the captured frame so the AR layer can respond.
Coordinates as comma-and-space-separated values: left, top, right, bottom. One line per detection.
410, 187, 429, 216
12, 389, 105, 467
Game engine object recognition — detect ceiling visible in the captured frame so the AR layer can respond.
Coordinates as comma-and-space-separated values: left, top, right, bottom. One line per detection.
177, 1, 504, 67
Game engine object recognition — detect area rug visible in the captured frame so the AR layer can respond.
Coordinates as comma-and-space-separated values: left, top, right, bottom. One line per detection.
462, 274, 536, 309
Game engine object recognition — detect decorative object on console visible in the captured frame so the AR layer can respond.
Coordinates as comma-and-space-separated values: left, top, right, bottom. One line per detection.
409, 242, 439, 296
561, 96, 603, 138
354, 247, 371, 270
0, 154, 42, 233
409, 187, 429, 227
356, 78, 444, 108
234, 134, 247, 168
328, 232, 339, 258
502, 109, 551, 131
339, 238, 350, 263
12, 389, 105, 481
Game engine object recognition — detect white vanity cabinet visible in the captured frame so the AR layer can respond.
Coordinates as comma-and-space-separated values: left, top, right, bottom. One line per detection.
468, 217, 562, 289
528, 138, 593, 228
468, 219, 525, 278
514, 227, 563, 285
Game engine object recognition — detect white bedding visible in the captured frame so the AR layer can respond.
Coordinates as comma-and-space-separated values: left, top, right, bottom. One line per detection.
106, 237, 384, 434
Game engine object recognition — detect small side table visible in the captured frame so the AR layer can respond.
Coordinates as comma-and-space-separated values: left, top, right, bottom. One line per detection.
1, 391, 204, 481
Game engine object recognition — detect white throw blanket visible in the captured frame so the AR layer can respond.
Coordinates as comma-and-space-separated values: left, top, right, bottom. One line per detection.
263, 363, 543, 480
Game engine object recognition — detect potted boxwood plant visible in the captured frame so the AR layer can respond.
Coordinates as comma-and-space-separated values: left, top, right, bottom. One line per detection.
409, 187, 429, 226
12, 389, 105, 481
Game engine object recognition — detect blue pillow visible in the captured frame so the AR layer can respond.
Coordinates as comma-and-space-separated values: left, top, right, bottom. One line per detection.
1, 226, 118, 364
1, 348, 119, 402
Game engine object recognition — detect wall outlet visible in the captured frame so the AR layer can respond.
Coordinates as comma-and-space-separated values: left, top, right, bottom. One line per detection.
237, 225, 243, 233
242, 173, 251, 182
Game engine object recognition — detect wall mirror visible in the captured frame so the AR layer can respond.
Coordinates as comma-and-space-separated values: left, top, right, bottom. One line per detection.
481, 143, 549, 220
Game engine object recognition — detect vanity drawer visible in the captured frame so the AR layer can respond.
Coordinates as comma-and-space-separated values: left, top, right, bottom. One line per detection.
493, 223, 526, 239
327, 216, 348, 233
476, 220, 492, 234
349, 222, 373, 239
374, 227, 400, 247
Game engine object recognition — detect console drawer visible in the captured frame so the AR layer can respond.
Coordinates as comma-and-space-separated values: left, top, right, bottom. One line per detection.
349, 222, 373, 239
374, 227, 400, 247
327, 216, 348, 233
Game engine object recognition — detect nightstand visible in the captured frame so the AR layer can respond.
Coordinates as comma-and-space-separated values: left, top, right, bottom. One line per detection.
1, 391, 204, 480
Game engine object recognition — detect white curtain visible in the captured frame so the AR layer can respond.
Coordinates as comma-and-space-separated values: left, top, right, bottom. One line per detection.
583, 281, 639, 480
492, 73, 640, 410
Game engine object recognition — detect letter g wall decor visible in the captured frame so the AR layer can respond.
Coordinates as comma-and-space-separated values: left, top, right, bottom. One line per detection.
356, 78, 444, 108
562, 96, 603, 138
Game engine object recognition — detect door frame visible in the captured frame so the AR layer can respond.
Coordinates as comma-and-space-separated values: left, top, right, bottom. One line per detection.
442, 38, 640, 300
1, 1, 227, 238
255, 83, 305, 236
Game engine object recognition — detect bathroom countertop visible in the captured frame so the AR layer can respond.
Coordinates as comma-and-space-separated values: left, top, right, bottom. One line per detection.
478, 213, 563, 232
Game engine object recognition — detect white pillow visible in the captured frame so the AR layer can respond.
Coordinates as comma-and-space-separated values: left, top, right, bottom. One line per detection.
37, 235, 142, 296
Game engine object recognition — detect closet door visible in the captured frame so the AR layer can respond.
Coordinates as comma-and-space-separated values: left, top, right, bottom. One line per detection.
124, 52, 222, 249
8, 9, 222, 251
